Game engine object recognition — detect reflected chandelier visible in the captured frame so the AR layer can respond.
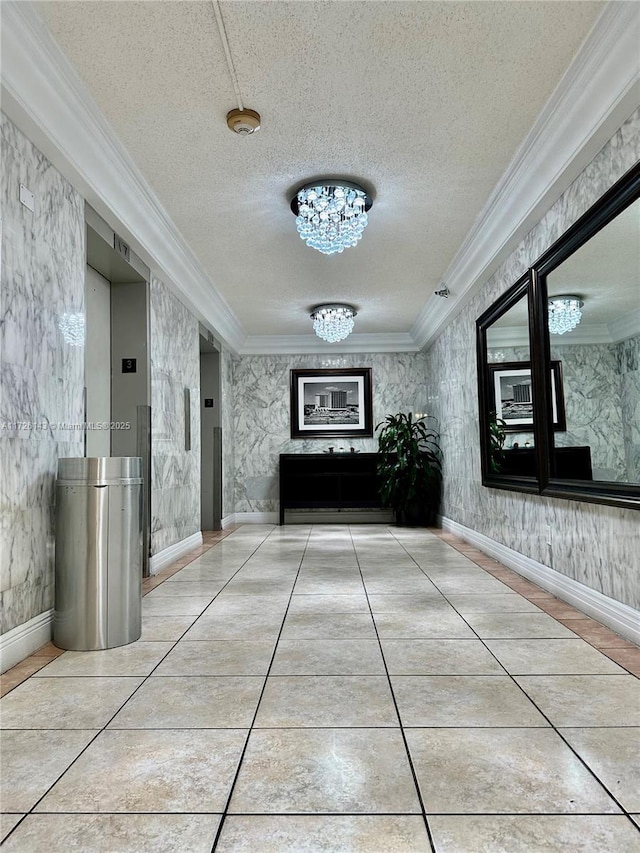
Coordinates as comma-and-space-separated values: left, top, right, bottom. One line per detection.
290, 180, 373, 255
548, 295, 584, 335
310, 304, 357, 343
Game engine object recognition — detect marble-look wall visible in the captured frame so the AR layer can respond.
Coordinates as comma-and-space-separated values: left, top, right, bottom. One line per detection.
551, 339, 640, 482
618, 334, 640, 483
150, 276, 201, 554
231, 352, 429, 514
426, 107, 640, 610
0, 114, 85, 635
220, 346, 236, 520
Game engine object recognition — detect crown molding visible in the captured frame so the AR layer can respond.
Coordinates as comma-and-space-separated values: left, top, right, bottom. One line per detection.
238, 332, 420, 355
0, 1, 246, 354
412, 1, 640, 352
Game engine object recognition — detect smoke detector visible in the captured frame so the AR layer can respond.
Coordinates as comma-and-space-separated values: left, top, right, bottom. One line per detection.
226, 108, 261, 135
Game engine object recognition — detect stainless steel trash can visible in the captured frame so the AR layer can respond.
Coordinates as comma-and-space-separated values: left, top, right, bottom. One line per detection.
54, 457, 143, 650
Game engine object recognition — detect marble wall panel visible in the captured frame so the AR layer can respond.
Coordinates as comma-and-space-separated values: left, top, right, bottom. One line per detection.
425, 107, 640, 610
0, 115, 84, 636
220, 347, 236, 520
149, 276, 201, 554
231, 352, 429, 514
618, 335, 640, 483
551, 341, 626, 481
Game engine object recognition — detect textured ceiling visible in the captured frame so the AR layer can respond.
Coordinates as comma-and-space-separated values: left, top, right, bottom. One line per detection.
37, 0, 604, 338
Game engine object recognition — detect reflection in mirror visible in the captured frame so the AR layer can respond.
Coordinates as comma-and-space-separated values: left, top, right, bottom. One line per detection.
546, 198, 640, 484
485, 289, 537, 477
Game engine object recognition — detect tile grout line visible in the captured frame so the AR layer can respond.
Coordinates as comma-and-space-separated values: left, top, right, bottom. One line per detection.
431, 529, 640, 671
348, 524, 437, 853
3, 526, 279, 837
0, 530, 235, 698
384, 528, 638, 821
209, 524, 314, 852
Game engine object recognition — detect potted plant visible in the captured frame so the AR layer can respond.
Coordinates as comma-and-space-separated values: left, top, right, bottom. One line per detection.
376, 412, 442, 526
489, 413, 507, 473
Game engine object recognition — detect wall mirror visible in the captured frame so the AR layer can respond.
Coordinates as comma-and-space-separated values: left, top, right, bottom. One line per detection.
476, 273, 540, 492
533, 162, 640, 509
477, 162, 639, 511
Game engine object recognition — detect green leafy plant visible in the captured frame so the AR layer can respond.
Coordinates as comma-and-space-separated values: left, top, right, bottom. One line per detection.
376, 412, 442, 525
489, 413, 507, 473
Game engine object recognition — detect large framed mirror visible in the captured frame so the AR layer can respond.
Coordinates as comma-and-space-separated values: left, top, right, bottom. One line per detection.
533, 161, 640, 510
476, 273, 540, 492
477, 162, 639, 511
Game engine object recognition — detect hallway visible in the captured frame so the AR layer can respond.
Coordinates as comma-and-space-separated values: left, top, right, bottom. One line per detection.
1, 525, 639, 852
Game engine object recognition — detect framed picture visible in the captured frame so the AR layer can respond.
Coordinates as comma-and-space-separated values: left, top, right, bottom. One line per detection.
290, 367, 373, 439
489, 360, 566, 432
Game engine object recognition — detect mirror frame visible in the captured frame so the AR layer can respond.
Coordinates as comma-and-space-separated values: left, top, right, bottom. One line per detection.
477, 161, 640, 511
476, 272, 540, 494
532, 160, 640, 511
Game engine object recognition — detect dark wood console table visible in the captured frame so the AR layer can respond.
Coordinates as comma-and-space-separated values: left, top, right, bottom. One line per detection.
279, 453, 381, 525
500, 446, 593, 479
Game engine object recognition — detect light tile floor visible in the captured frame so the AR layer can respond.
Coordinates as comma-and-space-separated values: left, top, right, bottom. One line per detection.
1, 524, 640, 852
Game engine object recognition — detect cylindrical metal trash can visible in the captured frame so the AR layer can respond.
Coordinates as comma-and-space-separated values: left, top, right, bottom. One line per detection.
54, 457, 143, 651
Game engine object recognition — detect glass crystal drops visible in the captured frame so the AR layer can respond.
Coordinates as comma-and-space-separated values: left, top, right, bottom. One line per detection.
548, 296, 584, 335
294, 183, 370, 255
310, 304, 357, 343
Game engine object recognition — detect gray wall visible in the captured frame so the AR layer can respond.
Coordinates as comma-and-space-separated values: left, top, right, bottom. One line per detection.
230, 352, 429, 515
425, 107, 640, 611
552, 336, 640, 483
149, 275, 201, 554
0, 114, 85, 634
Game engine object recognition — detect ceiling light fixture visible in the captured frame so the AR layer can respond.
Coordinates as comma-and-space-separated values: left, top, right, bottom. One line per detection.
291, 181, 373, 255
310, 304, 357, 343
548, 295, 584, 335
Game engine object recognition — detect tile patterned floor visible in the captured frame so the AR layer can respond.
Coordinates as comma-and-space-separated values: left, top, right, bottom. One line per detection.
1, 524, 639, 852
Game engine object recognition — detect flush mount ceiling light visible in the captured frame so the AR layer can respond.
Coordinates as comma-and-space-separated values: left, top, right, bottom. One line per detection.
310, 304, 357, 343
291, 181, 373, 255
548, 295, 584, 335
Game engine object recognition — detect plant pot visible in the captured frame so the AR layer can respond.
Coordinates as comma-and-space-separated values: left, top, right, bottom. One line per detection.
396, 503, 429, 527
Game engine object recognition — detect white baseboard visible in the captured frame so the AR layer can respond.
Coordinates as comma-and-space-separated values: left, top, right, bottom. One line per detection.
234, 512, 278, 525
441, 516, 640, 646
0, 609, 54, 674
221, 513, 236, 529
149, 531, 203, 576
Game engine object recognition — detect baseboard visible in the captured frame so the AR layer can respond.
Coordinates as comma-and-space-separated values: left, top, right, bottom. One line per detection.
149, 531, 203, 576
0, 609, 54, 674
284, 510, 394, 524
221, 513, 236, 529
234, 512, 278, 524
441, 516, 640, 646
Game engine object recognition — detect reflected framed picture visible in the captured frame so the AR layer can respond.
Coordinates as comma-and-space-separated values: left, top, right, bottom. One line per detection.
489, 360, 566, 432
290, 367, 373, 439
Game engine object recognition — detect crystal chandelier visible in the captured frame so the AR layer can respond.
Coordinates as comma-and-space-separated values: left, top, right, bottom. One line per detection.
291, 180, 372, 255
310, 304, 357, 343
548, 296, 584, 335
